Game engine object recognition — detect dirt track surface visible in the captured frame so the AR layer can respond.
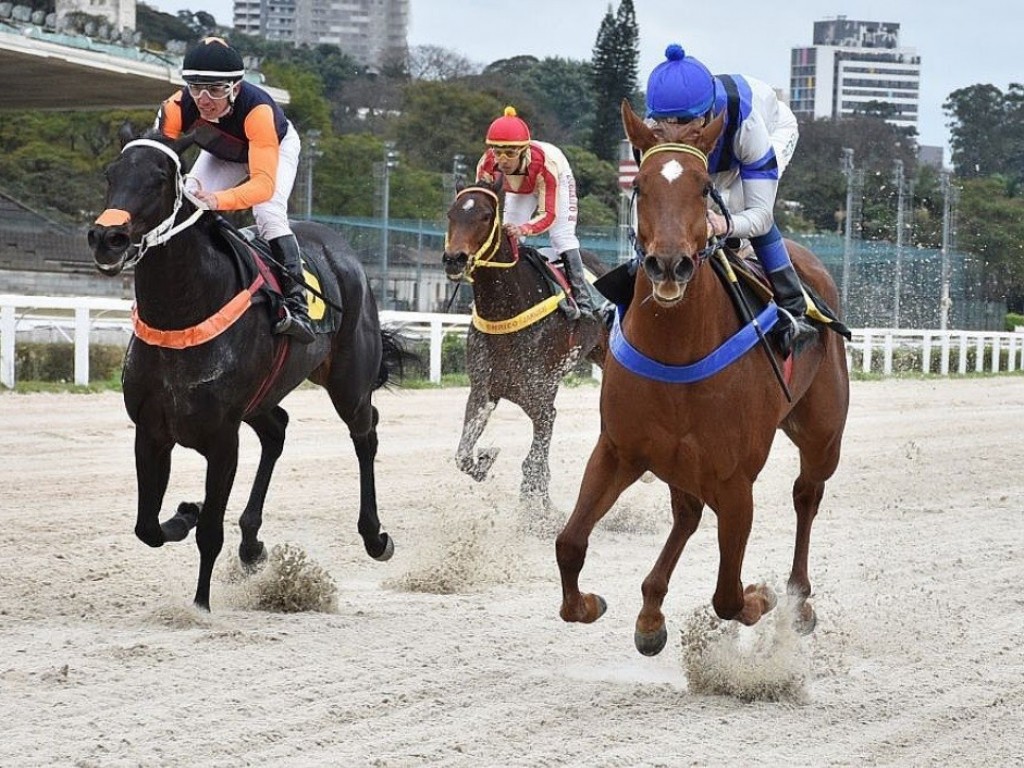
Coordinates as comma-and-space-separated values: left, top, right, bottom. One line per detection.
1, 379, 1022, 767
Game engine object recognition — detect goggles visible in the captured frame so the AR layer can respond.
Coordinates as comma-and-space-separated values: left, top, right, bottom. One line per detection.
491, 146, 524, 159
186, 82, 235, 100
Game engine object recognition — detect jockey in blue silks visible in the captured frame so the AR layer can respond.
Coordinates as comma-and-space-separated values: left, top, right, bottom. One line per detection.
645, 43, 815, 344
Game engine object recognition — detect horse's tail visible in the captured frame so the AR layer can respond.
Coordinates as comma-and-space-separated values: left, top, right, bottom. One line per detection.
375, 327, 419, 390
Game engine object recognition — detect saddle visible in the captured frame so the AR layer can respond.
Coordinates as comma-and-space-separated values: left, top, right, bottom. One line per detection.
521, 246, 608, 317
211, 217, 342, 336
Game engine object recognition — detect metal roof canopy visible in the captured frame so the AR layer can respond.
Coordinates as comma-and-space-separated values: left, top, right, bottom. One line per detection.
0, 26, 289, 111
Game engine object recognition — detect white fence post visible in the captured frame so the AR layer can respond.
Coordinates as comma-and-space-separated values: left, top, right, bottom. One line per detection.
74, 306, 90, 386
429, 317, 443, 384
1, 304, 15, 389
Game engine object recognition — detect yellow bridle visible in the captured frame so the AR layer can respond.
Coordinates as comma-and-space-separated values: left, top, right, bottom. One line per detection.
444, 186, 515, 281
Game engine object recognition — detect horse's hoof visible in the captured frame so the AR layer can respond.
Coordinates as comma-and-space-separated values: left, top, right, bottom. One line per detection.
238, 541, 267, 573
634, 626, 668, 656
794, 600, 817, 635
559, 593, 607, 624
746, 582, 777, 614
161, 502, 201, 542
470, 448, 499, 481
369, 533, 394, 562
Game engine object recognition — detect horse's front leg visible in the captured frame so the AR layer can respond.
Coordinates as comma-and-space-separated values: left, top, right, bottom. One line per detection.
556, 436, 642, 624
455, 384, 500, 482
711, 482, 775, 627
237, 406, 289, 569
193, 431, 240, 610
518, 391, 557, 506
134, 426, 174, 547
635, 488, 704, 656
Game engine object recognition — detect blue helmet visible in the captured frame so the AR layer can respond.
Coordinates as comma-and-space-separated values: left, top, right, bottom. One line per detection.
645, 44, 716, 120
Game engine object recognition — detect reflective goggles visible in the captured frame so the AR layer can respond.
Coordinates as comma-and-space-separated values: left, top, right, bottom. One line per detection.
491, 146, 525, 159
186, 82, 235, 100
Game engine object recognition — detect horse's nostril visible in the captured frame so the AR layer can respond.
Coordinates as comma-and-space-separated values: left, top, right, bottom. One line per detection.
107, 232, 131, 251
643, 255, 664, 280
674, 259, 695, 281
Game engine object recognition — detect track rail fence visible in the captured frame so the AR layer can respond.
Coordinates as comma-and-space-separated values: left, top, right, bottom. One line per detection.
1, 294, 1022, 389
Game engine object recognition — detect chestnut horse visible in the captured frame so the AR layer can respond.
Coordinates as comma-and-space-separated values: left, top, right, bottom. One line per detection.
87, 134, 408, 610
555, 102, 850, 656
442, 178, 608, 507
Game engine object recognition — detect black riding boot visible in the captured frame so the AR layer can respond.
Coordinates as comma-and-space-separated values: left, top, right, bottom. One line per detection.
270, 235, 316, 344
560, 248, 595, 319
768, 262, 818, 346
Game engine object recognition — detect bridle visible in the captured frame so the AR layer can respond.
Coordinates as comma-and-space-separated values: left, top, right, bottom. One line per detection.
96, 139, 206, 269
444, 186, 517, 282
627, 141, 730, 267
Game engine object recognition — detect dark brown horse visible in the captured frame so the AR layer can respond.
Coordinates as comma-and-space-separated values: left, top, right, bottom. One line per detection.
442, 178, 608, 507
555, 102, 850, 655
87, 134, 408, 610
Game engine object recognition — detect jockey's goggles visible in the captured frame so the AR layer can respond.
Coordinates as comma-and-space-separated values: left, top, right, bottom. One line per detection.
186, 82, 235, 100
491, 146, 525, 159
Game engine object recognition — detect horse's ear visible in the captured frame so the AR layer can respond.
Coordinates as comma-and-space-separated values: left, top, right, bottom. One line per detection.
621, 98, 655, 156
171, 132, 196, 157
489, 172, 505, 197
699, 111, 725, 155
455, 177, 466, 194
117, 120, 137, 149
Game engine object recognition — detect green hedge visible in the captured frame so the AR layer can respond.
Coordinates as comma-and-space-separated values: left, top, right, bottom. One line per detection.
15, 343, 124, 384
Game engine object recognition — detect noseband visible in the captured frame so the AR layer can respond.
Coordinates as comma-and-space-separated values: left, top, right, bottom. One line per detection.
444, 186, 516, 281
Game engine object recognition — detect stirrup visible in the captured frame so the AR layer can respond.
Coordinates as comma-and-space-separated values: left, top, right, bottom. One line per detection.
273, 307, 316, 344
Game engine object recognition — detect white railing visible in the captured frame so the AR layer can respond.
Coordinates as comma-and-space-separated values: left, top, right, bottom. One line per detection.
2, 294, 1023, 388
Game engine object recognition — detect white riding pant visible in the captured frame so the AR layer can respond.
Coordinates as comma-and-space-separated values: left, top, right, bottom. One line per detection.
503, 170, 580, 253
189, 123, 301, 241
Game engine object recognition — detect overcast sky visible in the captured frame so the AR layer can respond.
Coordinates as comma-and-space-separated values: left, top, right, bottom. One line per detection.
149, 0, 1023, 156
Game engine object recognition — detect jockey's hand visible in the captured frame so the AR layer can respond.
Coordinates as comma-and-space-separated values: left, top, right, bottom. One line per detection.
706, 210, 729, 238
192, 190, 219, 210
503, 223, 525, 240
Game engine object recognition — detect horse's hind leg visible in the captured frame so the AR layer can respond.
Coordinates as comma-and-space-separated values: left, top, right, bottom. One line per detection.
556, 437, 642, 624
635, 488, 704, 656
237, 406, 289, 569
518, 391, 556, 506
456, 384, 500, 482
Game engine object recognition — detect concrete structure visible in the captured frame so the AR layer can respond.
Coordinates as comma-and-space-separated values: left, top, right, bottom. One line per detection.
233, 0, 409, 70
790, 16, 921, 133
0, 0, 288, 111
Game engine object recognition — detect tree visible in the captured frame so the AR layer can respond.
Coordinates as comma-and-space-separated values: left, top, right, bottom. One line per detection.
589, 0, 638, 162
944, 84, 1016, 179
407, 45, 482, 81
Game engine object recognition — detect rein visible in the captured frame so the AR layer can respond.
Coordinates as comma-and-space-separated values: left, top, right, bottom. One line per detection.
95, 139, 206, 269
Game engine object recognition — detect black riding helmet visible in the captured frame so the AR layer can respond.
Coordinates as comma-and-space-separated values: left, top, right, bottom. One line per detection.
181, 37, 245, 85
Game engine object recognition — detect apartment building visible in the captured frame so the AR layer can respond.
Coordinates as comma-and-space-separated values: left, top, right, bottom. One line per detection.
233, 0, 409, 70
790, 16, 921, 132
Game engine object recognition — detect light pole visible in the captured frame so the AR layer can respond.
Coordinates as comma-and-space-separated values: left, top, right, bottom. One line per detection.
893, 158, 904, 328
939, 169, 954, 331
381, 141, 399, 310
452, 154, 468, 187
840, 148, 855, 309
304, 130, 321, 220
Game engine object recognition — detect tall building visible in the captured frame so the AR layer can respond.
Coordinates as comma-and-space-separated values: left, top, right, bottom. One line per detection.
790, 16, 921, 133
233, 0, 409, 70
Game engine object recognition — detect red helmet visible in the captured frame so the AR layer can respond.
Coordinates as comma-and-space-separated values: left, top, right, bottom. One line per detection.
486, 106, 531, 146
